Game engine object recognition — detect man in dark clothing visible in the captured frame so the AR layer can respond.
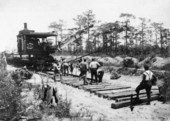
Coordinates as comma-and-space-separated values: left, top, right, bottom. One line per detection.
89, 58, 100, 84
97, 62, 104, 83
42, 84, 58, 106
98, 69, 104, 83
69, 63, 74, 74
135, 64, 153, 105
79, 59, 88, 85
63, 61, 69, 76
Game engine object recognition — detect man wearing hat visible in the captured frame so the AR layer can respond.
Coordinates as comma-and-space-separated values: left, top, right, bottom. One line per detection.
135, 63, 154, 105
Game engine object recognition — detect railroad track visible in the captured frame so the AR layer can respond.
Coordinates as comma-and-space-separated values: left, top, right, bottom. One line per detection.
35, 71, 159, 109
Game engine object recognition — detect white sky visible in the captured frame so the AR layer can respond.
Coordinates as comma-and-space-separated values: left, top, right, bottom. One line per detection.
0, 0, 170, 52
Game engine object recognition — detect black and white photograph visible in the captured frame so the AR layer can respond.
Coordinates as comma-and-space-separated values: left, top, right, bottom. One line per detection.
0, 0, 170, 120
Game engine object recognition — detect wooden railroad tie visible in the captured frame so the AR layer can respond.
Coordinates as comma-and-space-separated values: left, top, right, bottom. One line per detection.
88, 86, 131, 93
111, 94, 159, 109
115, 93, 159, 102
105, 90, 158, 99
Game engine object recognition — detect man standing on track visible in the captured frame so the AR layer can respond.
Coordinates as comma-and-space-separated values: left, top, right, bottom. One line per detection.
97, 65, 104, 83
69, 62, 74, 75
79, 59, 88, 85
63, 60, 69, 76
53, 62, 62, 82
89, 58, 100, 84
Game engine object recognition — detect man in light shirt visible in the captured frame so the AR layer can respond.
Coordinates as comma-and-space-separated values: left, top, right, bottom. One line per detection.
135, 64, 154, 105
89, 58, 100, 84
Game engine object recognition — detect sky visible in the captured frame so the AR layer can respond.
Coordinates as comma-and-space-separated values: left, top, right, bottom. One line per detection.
0, 0, 170, 52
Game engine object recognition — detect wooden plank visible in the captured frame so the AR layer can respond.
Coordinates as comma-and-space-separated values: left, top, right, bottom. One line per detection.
89, 86, 131, 93
82, 84, 112, 90
104, 90, 143, 99
79, 83, 111, 89
85, 86, 118, 91
95, 89, 133, 97
115, 93, 159, 102
106, 90, 158, 99
111, 95, 159, 109
86, 85, 122, 91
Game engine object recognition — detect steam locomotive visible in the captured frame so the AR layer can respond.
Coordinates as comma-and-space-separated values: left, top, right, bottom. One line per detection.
15, 23, 57, 70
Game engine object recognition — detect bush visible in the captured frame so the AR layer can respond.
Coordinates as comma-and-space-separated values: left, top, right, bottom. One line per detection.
33, 81, 72, 119
138, 55, 145, 62
123, 58, 134, 67
162, 63, 170, 71
0, 68, 25, 120
39, 95, 71, 119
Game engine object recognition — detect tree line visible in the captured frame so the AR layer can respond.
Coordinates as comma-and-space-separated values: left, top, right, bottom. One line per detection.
49, 10, 170, 57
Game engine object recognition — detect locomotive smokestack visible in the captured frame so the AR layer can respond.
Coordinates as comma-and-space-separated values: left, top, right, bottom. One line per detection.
24, 23, 27, 29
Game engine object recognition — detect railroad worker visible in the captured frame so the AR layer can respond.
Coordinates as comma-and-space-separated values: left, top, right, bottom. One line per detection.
83, 58, 89, 84
60, 58, 64, 75
79, 59, 88, 85
89, 58, 100, 84
69, 62, 74, 75
97, 62, 104, 83
53, 62, 62, 82
42, 84, 58, 107
84, 58, 89, 71
63, 61, 69, 76
135, 64, 154, 105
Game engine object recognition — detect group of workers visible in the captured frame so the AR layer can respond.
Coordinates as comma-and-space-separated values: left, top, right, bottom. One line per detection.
78, 58, 104, 85
52, 57, 104, 85
52, 59, 73, 81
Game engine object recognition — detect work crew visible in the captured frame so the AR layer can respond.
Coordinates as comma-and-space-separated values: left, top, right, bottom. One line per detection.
79, 59, 88, 85
89, 58, 100, 84
135, 64, 154, 105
